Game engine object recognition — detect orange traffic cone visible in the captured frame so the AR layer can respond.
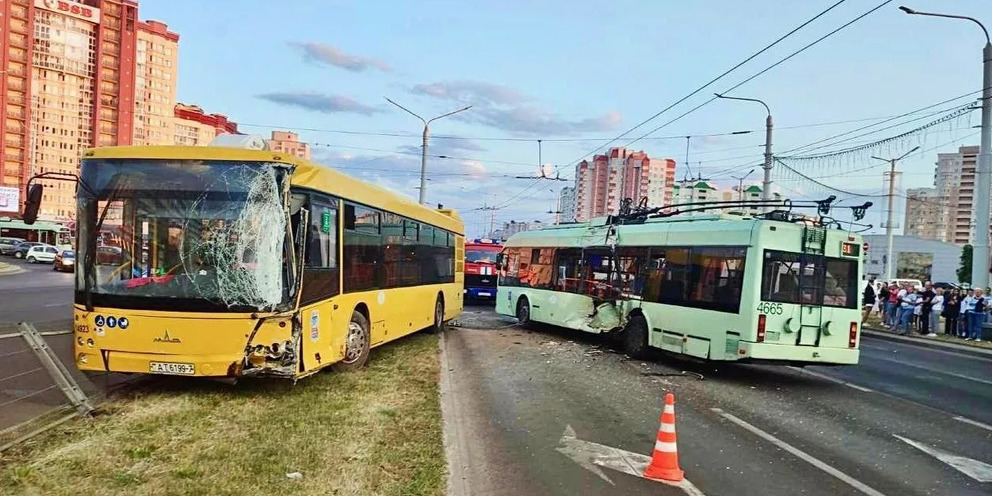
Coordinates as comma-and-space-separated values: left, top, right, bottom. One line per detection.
644, 392, 684, 482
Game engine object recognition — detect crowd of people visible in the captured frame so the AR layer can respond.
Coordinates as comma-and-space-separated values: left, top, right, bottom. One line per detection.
861, 279, 987, 342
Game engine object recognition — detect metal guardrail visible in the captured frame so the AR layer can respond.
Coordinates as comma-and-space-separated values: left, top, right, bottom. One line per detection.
0, 323, 97, 452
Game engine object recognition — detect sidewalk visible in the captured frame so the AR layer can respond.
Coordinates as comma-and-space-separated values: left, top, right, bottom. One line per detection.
862, 325, 992, 358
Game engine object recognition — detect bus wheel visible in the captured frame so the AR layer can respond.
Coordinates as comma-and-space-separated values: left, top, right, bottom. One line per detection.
516, 297, 531, 326
430, 297, 445, 334
332, 310, 371, 372
623, 315, 650, 359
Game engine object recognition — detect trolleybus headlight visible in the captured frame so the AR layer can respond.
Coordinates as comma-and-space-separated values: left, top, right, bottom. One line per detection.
78, 353, 88, 364
86, 338, 94, 348
77, 336, 85, 346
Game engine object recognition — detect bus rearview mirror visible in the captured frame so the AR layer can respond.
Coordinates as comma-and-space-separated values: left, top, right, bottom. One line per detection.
22, 184, 43, 225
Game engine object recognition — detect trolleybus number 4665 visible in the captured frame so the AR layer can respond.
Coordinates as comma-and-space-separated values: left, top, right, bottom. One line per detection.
756, 302, 784, 315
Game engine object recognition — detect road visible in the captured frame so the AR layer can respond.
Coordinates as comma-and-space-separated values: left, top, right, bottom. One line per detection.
444, 304, 992, 496
0, 256, 74, 330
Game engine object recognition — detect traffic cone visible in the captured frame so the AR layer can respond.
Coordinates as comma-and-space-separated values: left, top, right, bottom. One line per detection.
644, 392, 684, 482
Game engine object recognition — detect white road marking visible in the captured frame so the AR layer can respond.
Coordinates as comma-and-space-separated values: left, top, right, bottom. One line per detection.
788, 366, 874, 392
712, 408, 886, 496
894, 435, 992, 483
44, 303, 63, 307
953, 416, 992, 433
557, 425, 705, 495
869, 355, 992, 386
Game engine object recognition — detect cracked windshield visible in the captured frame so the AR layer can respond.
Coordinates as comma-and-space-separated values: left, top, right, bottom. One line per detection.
1, 1, 991, 496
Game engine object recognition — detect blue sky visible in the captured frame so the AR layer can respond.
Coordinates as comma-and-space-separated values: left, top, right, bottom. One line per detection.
143, 0, 990, 236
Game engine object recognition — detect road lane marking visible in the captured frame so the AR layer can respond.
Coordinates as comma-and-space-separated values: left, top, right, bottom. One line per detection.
861, 340, 992, 362
557, 425, 706, 495
869, 355, 992, 386
788, 366, 874, 392
44, 303, 63, 307
953, 416, 992, 433
894, 435, 992, 482
711, 408, 886, 496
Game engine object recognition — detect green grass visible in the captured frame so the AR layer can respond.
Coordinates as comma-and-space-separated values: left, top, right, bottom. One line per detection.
0, 333, 445, 496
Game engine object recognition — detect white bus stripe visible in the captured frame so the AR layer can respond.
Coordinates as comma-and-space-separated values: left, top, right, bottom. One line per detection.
712, 408, 886, 496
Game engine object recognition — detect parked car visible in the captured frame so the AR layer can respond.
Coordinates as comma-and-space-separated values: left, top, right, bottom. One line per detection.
54, 249, 75, 272
25, 244, 58, 264
0, 237, 26, 256
11, 241, 44, 259
932, 282, 960, 291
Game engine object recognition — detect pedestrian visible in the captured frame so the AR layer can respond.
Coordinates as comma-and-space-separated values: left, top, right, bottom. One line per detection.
913, 290, 923, 332
887, 282, 900, 327
890, 282, 908, 332
968, 288, 986, 342
943, 289, 960, 336
897, 283, 919, 335
878, 282, 891, 322
960, 288, 976, 338
861, 277, 877, 325
919, 281, 936, 335
928, 288, 943, 337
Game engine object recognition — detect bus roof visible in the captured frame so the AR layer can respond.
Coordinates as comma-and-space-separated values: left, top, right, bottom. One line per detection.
502, 214, 830, 248
84, 145, 464, 235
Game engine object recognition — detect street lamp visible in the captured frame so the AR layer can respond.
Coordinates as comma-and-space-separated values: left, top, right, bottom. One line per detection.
731, 168, 756, 201
715, 94, 774, 209
900, 6, 991, 288
872, 146, 920, 281
384, 98, 471, 205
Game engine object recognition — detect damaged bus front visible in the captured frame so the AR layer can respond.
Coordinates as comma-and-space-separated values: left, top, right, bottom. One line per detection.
69, 152, 310, 378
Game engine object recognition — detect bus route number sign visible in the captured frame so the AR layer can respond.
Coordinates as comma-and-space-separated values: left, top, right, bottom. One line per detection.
757, 302, 783, 315
841, 242, 860, 258
321, 210, 332, 234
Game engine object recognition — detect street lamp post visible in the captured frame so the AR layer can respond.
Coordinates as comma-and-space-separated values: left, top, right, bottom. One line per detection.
731, 168, 756, 202
384, 98, 471, 205
900, 6, 991, 288
872, 146, 920, 281
715, 94, 774, 209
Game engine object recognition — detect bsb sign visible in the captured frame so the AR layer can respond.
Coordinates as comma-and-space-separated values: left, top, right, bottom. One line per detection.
35, 0, 101, 24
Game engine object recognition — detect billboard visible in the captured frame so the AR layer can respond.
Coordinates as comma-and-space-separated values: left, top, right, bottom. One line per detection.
0, 186, 19, 214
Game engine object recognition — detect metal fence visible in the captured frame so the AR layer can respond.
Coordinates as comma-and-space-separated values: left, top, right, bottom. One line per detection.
0, 323, 109, 451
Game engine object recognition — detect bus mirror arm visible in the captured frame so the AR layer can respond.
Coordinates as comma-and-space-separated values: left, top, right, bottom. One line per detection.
22, 172, 97, 225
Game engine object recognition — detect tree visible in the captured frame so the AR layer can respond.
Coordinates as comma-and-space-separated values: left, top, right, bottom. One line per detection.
958, 244, 973, 284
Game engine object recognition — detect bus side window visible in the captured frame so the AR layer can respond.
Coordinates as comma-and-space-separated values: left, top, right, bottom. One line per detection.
301, 200, 340, 304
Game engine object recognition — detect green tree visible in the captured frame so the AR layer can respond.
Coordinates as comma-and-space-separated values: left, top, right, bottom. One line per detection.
958, 244, 973, 284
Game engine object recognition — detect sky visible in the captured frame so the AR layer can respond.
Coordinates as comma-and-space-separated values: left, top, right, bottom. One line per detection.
142, 0, 990, 237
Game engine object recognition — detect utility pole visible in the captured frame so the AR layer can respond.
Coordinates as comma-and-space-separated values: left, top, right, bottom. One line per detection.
731, 168, 756, 202
900, 5, 991, 288
384, 98, 471, 205
715, 94, 774, 210
873, 146, 920, 280
479, 204, 500, 237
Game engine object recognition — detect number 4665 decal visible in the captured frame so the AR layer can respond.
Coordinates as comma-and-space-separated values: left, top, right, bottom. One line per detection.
757, 302, 784, 315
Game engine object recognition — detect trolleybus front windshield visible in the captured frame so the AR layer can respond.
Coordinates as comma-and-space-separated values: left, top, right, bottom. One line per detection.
76, 159, 292, 312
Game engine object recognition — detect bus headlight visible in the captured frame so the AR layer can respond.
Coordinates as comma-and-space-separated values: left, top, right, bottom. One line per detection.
77, 336, 85, 346
86, 338, 94, 348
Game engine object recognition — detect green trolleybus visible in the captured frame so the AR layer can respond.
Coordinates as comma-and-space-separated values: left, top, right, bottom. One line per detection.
495, 204, 868, 366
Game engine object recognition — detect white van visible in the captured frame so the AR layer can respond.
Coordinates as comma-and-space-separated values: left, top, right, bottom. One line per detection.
887, 278, 923, 290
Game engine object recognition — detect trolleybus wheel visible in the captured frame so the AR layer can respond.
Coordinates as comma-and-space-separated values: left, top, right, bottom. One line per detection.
429, 297, 445, 334
333, 310, 371, 372
516, 297, 531, 326
623, 314, 650, 359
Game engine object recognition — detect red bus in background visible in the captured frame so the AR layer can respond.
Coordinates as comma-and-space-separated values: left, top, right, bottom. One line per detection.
464, 239, 502, 299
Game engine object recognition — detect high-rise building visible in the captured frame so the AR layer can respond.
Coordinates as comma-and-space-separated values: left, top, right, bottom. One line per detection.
132, 19, 178, 146
559, 186, 575, 223
267, 131, 311, 160
717, 184, 782, 215
572, 147, 676, 221
932, 146, 980, 245
172, 103, 237, 145
2, 0, 140, 221
904, 187, 940, 241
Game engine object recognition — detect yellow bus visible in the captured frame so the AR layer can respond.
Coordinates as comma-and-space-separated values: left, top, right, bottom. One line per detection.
28, 145, 464, 379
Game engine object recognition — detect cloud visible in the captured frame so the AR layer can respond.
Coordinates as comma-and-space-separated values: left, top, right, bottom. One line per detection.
408, 80, 621, 136
290, 42, 390, 73
257, 92, 382, 116
395, 138, 487, 157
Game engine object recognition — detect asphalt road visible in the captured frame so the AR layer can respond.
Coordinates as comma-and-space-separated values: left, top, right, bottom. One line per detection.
444, 303, 992, 496
0, 256, 74, 329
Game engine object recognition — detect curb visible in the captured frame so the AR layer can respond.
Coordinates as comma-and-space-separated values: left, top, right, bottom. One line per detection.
862, 328, 992, 358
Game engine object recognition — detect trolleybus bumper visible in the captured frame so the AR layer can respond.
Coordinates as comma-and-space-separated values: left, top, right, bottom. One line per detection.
737, 342, 860, 365
80, 350, 246, 377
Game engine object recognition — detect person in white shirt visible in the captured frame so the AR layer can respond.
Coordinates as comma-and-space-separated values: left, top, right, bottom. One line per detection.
897, 284, 919, 335
927, 288, 943, 337
960, 289, 976, 337
890, 284, 909, 333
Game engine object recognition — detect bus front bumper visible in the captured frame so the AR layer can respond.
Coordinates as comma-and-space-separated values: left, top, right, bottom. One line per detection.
78, 350, 259, 377
737, 342, 860, 365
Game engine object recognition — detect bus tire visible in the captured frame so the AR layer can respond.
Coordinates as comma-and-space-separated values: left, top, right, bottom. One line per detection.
429, 297, 445, 334
623, 314, 650, 359
332, 310, 371, 372
516, 297, 531, 326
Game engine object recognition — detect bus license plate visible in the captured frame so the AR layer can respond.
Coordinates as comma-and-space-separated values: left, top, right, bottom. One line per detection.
478, 292, 491, 297
149, 361, 195, 375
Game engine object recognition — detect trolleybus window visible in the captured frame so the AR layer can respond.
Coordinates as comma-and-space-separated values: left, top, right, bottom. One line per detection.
302, 199, 339, 304
760, 250, 858, 309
